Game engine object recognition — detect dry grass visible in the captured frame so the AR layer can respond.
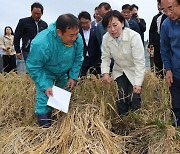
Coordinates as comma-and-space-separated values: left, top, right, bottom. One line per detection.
0, 71, 180, 154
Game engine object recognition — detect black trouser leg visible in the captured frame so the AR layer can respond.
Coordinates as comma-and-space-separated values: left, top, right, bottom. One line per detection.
170, 78, 180, 127
9, 54, 17, 71
116, 73, 141, 116
79, 65, 89, 77
116, 74, 130, 116
3, 55, 10, 73
2, 55, 16, 73
154, 46, 164, 78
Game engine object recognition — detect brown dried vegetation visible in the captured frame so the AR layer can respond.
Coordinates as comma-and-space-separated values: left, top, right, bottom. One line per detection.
0, 72, 179, 154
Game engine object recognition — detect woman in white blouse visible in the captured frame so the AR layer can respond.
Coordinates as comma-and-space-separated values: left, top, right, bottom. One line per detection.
101, 10, 146, 116
0, 26, 16, 73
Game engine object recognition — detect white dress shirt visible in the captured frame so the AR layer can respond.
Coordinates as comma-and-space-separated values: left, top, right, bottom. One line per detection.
83, 28, 91, 56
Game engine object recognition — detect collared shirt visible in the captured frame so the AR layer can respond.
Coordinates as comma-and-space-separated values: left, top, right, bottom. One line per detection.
35, 20, 41, 33
83, 28, 91, 56
116, 35, 122, 45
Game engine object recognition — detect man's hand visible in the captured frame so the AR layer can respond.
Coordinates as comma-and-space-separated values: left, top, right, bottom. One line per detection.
45, 87, 53, 97
133, 85, 141, 94
16, 53, 22, 59
147, 45, 154, 57
136, 14, 140, 23
102, 73, 112, 84
67, 78, 76, 90
165, 70, 173, 86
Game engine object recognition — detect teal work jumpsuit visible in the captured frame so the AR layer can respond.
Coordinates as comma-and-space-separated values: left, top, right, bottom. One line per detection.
26, 23, 84, 115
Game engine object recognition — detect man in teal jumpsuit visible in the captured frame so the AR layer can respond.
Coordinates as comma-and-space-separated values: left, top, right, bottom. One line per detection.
26, 14, 84, 128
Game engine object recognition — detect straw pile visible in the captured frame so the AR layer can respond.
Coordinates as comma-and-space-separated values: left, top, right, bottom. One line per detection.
0, 71, 180, 154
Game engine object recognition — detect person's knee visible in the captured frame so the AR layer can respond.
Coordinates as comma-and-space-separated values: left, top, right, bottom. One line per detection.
35, 88, 53, 116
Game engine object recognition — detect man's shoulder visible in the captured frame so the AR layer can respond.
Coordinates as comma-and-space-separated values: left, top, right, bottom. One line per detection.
19, 16, 32, 22
152, 12, 162, 21
76, 33, 83, 44
129, 19, 138, 26
90, 25, 97, 32
140, 18, 146, 23
162, 18, 171, 27
96, 21, 104, 29
97, 21, 102, 26
39, 19, 48, 26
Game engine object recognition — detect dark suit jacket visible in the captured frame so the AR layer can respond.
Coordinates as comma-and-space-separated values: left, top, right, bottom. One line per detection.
14, 16, 48, 53
131, 15, 146, 44
79, 26, 101, 67
128, 19, 141, 35
149, 12, 167, 47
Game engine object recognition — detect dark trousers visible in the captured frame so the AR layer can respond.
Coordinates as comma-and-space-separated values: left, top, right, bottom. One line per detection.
170, 77, 180, 126
116, 73, 141, 116
22, 51, 29, 61
154, 46, 164, 78
3, 55, 16, 73
80, 66, 101, 77
80, 56, 101, 77
110, 58, 114, 73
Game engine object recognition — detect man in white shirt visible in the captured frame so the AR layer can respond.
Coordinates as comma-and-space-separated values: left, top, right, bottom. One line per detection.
78, 11, 101, 77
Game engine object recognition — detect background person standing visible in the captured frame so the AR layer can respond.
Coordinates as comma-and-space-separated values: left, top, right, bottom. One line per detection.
78, 11, 101, 77
148, 0, 166, 77
0, 26, 16, 73
131, 4, 146, 45
91, 7, 102, 27
14, 2, 48, 61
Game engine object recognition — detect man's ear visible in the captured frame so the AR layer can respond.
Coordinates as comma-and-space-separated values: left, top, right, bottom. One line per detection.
56, 29, 62, 37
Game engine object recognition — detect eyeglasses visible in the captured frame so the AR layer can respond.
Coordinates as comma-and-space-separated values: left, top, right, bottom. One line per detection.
162, 5, 178, 14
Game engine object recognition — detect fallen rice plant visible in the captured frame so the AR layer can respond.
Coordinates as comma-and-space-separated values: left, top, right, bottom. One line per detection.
0, 71, 179, 154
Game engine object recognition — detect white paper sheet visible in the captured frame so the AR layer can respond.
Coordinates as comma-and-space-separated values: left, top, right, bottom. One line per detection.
47, 85, 71, 113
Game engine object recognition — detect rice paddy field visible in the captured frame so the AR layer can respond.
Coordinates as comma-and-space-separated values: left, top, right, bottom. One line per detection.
0, 71, 180, 154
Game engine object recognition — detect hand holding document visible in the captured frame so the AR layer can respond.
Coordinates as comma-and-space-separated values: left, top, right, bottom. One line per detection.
47, 85, 71, 113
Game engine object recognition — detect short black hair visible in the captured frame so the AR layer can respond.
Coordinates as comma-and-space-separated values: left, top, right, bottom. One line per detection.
78, 11, 91, 21
4, 26, 13, 36
98, 2, 111, 10
102, 10, 125, 29
177, 0, 180, 4
157, 0, 161, 4
122, 4, 132, 11
56, 14, 80, 34
131, 4, 139, 10
31, 2, 44, 14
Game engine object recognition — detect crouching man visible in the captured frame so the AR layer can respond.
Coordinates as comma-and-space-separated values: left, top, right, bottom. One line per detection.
26, 14, 84, 128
